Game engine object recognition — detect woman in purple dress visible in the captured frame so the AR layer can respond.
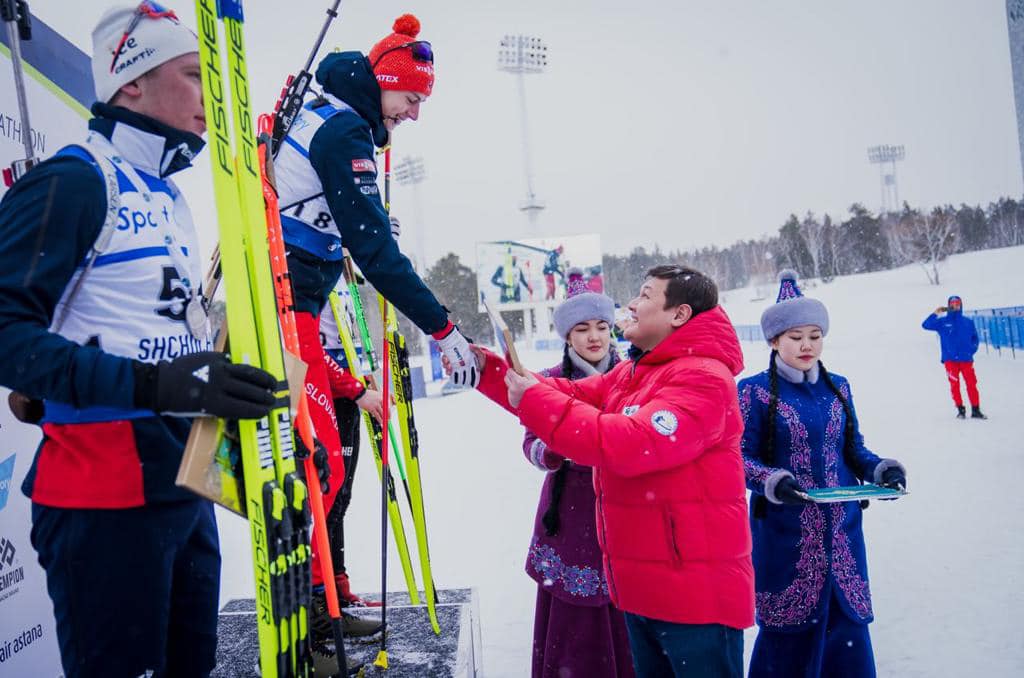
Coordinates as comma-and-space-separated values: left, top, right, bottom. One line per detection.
522, 281, 635, 678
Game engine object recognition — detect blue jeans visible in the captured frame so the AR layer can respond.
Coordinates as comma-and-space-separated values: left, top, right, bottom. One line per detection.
31, 500, 220, 678
624, 613, 743, 677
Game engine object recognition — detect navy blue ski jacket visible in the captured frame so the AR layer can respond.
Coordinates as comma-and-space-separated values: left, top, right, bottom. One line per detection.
286, 52, 448, 334
0, 104, 204, 507
921, 295, 979, 363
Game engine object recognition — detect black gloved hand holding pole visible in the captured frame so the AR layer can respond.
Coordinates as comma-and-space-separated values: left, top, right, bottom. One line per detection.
133, 351, 277, 419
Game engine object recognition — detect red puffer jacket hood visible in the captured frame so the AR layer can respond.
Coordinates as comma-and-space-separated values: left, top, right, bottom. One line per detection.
477, 304, 755, 629
637, 305, 744, 374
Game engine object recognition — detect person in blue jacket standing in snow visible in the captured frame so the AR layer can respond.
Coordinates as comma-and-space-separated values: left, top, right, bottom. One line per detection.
271, 12, 480, 640
0, 4, 277, 676
921, 295, 986, 419
739, 270, 908, 678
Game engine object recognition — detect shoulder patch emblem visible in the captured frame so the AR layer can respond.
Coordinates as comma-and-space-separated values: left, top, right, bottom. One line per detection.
650, 410, 678, 436
622, 405, 640, 416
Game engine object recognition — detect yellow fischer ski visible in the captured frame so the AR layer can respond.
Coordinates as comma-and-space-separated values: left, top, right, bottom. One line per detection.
195, 1, 310, 674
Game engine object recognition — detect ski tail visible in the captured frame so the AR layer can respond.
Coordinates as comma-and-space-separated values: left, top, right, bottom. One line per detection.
379, 147, 441, 634
381, 299, 441, 635
328, 290, 421, 605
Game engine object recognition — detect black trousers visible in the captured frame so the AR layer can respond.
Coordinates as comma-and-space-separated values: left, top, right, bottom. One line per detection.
326, 397, 361, 575
31, 500, 220, 678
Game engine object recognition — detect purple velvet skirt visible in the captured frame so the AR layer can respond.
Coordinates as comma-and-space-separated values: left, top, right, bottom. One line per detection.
532, 585, 635, 678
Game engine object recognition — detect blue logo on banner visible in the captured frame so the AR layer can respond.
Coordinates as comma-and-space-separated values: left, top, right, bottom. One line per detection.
0, 454, 15, 512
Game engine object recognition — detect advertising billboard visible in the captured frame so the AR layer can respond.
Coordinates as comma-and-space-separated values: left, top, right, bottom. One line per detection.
475, 234, 603, 311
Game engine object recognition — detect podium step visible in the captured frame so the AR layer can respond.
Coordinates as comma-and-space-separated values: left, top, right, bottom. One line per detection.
213, 588, 483, 677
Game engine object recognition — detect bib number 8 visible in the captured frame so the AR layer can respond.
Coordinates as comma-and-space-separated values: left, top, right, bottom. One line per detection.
313, 211, 332, 229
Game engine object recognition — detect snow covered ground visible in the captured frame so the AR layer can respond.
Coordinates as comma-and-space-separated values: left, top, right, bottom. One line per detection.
214, 246, 1024, 677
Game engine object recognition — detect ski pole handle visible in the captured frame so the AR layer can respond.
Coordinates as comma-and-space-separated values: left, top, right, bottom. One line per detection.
3, 0, 38, 183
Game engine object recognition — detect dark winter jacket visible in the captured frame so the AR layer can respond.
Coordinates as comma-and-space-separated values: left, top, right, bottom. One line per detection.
522, 352, 619, 606
542, 250, 563, 277
0, 104, 206, 507
284, 52, 447, 334
739, 357, 901, 630
921, 295, 979, 363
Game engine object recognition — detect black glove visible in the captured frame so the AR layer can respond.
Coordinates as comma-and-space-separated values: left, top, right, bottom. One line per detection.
880, 466, 907, 492
295, 432, 331, 495
773, 475, 812, 505
133, 352, 276, 419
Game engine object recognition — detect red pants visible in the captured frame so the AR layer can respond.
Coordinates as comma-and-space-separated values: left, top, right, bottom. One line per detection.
545, 273, 556, 300
944, 361, 980, 408
295, 311, 344, 585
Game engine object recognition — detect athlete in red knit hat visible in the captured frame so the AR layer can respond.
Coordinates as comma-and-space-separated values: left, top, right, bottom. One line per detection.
369, 13, 434, 120
271, 12, 476, 651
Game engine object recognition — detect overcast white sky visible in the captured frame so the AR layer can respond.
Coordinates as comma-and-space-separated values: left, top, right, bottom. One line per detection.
28, 0, 1024, 265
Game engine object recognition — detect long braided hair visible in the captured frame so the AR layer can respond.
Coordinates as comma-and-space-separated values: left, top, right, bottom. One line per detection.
753, 351, 867, 518
540, 345, 576, 536
753, 351, 782, 518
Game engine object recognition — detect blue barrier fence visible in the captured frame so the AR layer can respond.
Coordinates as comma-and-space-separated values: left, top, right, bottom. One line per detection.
967, 306, 1024, 358
540, 312, 1024, 359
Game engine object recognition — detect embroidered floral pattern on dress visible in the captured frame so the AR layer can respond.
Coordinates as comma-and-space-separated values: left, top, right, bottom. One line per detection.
824, 383, 873, 620
528, 538, 607, 598
748, 385, 828, 628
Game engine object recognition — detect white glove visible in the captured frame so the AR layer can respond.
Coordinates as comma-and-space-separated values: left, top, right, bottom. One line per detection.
435, 325, 480, 389
389, 215, 401, 241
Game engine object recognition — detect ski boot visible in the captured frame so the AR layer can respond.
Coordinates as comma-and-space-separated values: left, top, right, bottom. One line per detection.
337, 573, 382, 608
956, 406, 966, 419
311, 640, 365, 677
971, 406, 988, 420
311, 589, 383, 641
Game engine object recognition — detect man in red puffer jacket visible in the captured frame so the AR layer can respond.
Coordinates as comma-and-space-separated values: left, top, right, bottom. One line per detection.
471, 265, 754, 677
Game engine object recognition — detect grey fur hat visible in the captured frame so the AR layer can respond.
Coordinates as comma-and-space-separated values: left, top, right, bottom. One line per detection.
760, 269, 829, 342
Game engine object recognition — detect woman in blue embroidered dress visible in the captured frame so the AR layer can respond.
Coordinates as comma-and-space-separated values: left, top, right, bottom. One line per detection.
739, 270, 907, 678
522, 281, 634, 678
741, 272, 909, 678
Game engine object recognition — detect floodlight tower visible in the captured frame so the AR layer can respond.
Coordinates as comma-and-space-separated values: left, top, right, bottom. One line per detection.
394, 155, 427, 273
498, 34, 547, 230
867, 144, 906, 215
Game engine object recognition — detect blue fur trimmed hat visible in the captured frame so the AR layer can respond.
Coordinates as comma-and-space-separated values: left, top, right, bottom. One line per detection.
553, 279, 615, 339
759, 269, 829, 342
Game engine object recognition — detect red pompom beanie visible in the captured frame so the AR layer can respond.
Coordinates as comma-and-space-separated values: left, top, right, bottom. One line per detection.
369, 14, 434, 97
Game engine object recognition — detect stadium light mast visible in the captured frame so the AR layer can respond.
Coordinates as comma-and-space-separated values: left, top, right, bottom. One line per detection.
393, 155, 428, 273
867, 144, 906, 215
498, 34, 547, 231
